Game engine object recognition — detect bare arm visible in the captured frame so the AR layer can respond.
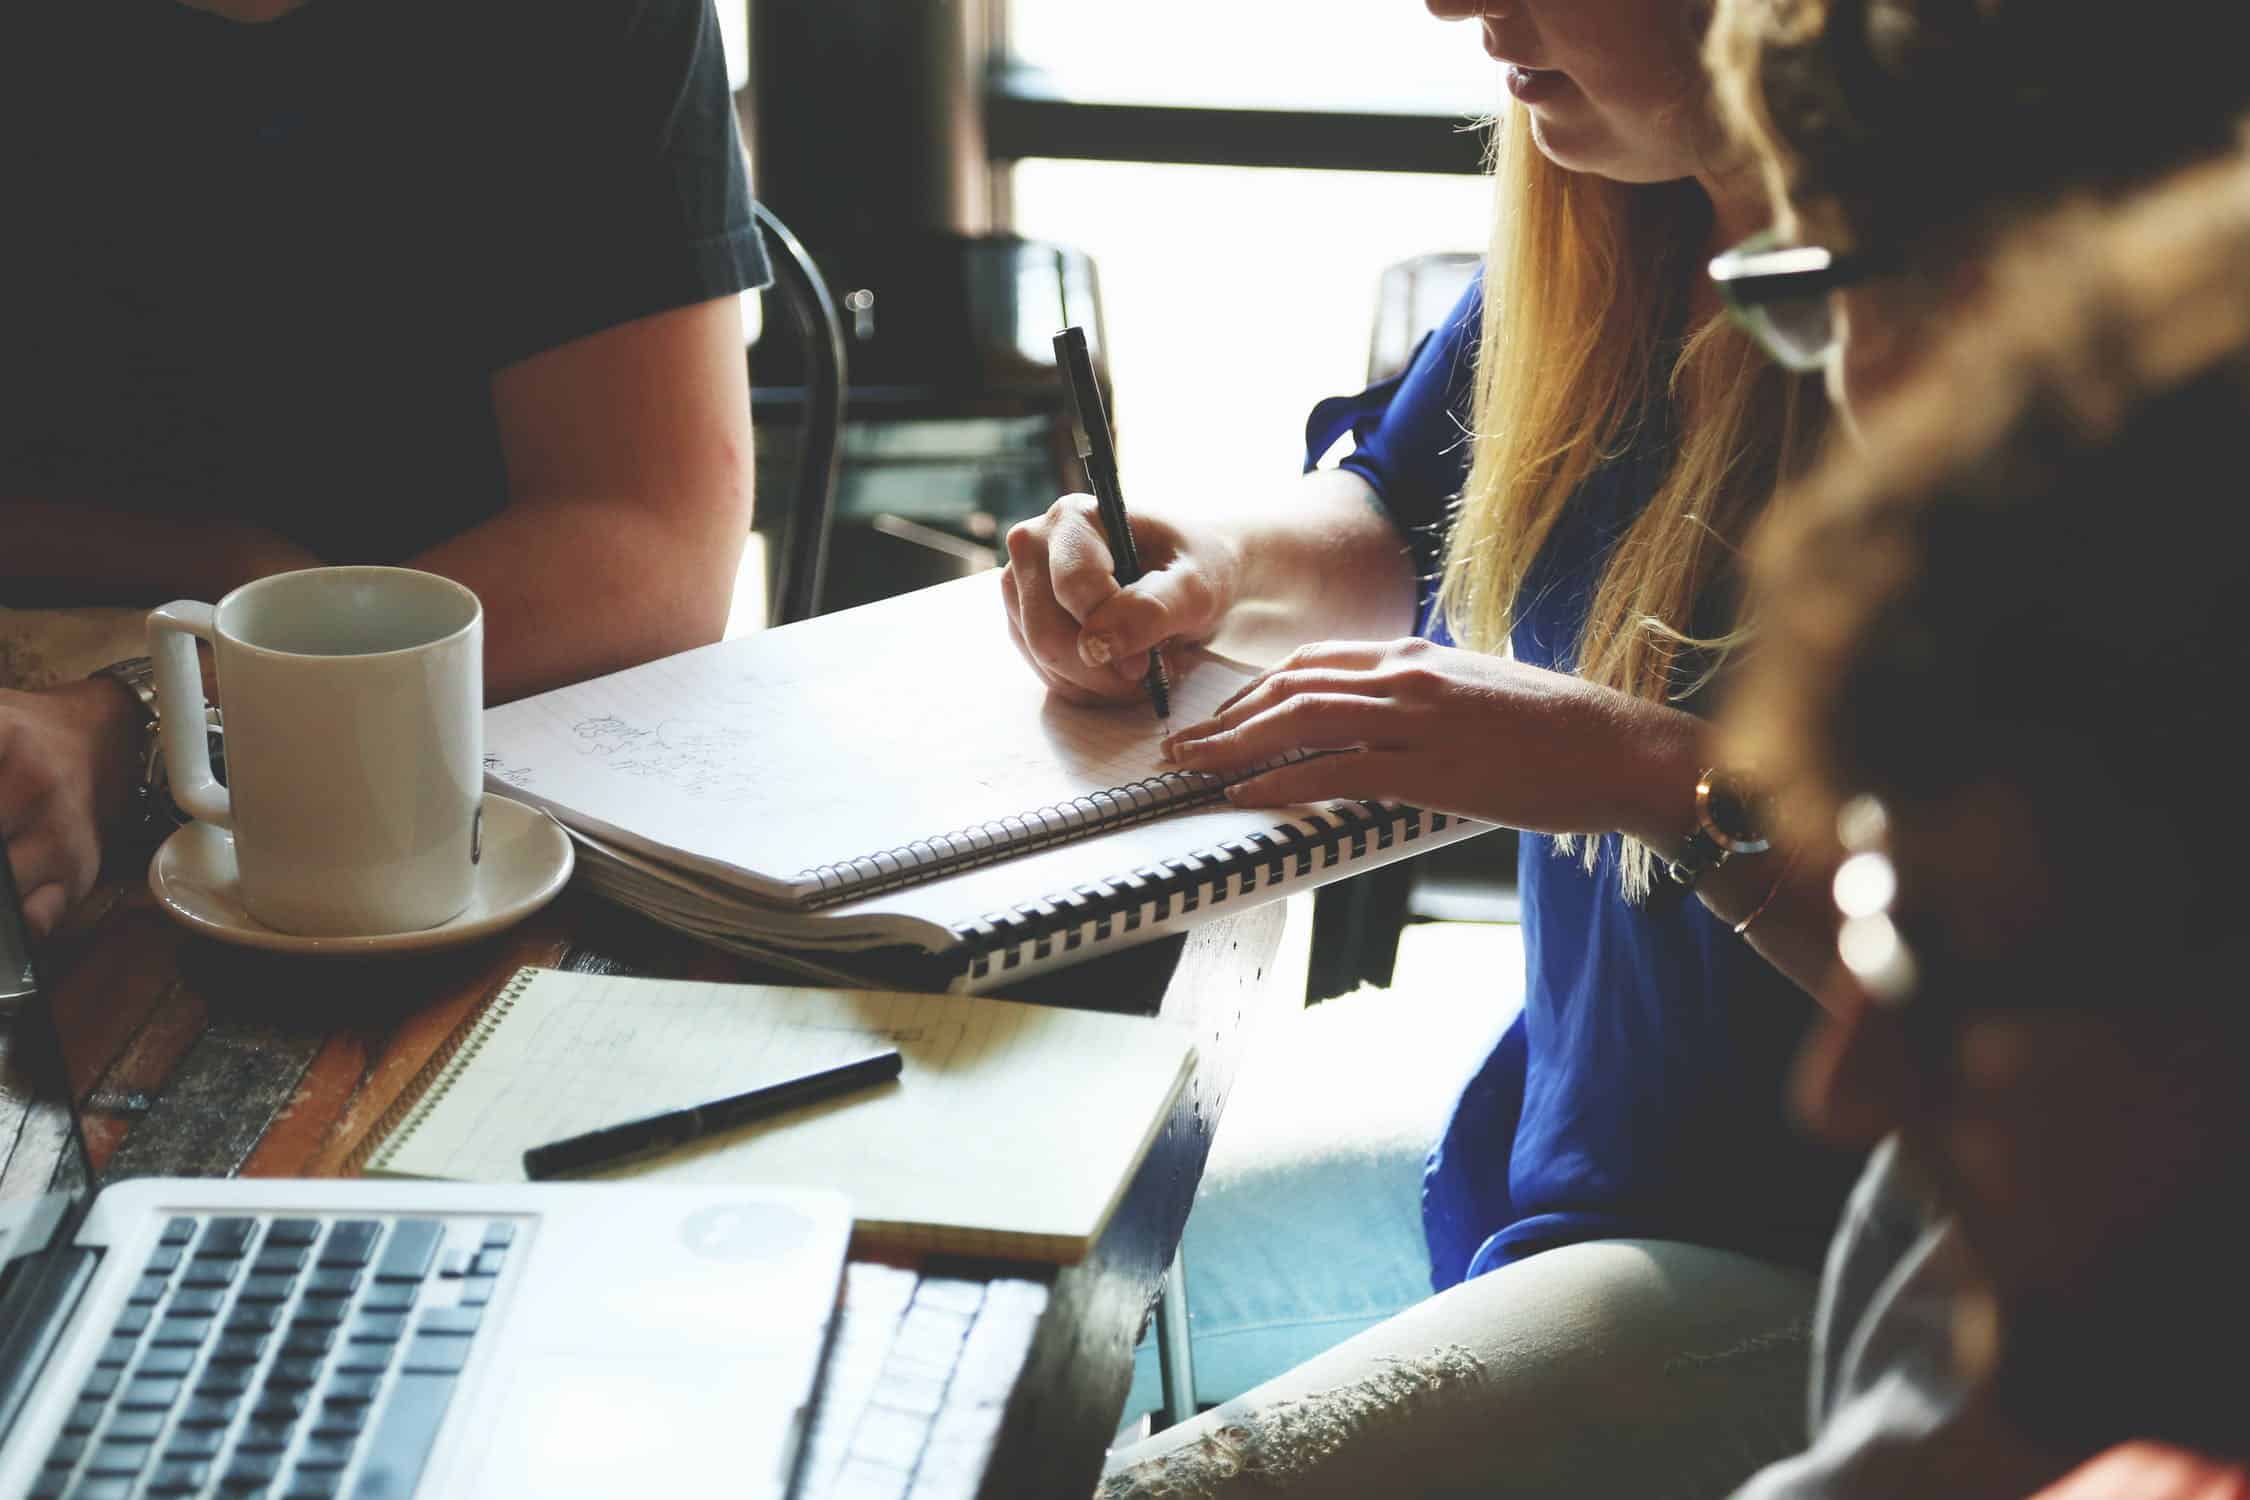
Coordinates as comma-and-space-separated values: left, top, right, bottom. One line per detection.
2, 295, 753, 681
1162, 640, 1846, 1010
1205, 467, 1421, 662
2, 292, 753, 933
0, 501, 319, 937
1620, 716, 1846, 1008
412, 293, 753, 704
0, 501, 322, 605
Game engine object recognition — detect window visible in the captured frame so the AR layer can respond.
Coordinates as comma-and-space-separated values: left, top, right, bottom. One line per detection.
1004, 0, 1495, 116
1001, 5, 1495, 519
727, 2, 1499, 632
1012, 159, 1488, 509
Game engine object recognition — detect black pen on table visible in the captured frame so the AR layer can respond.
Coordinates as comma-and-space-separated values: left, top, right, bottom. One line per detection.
1054, 324, 1172, 723
521, 1047, 903, 1181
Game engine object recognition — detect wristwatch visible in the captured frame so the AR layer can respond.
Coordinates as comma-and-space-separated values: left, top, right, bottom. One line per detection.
89, 656, 224, 839
1663, 766, 1770, 889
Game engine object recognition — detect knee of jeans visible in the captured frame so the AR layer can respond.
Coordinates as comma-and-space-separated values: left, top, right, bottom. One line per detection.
1660, 1315, 1812, 1381
1099, 1345, 1487, 1500
1653, 1315, 1817, 1495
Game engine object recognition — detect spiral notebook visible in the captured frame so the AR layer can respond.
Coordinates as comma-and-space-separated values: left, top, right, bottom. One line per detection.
483, 573, 1490, 992
354, 967, 1197, 1263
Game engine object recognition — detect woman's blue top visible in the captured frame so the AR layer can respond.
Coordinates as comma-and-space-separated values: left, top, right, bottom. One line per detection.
1304, 277, 1856, 1287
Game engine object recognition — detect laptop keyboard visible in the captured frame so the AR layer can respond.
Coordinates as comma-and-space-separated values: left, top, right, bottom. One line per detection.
31, 1212, 517, 1500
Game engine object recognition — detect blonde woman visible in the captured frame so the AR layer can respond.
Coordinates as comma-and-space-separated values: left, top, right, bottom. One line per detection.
1007, 2, 1856, 1494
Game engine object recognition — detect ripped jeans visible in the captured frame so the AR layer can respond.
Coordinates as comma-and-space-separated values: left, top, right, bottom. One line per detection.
1100, 1239, 1817, 1500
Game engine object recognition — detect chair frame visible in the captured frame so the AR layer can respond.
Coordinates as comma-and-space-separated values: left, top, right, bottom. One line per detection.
751, 201, 850, 627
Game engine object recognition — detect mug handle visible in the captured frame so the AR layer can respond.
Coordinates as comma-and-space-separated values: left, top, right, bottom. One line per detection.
147, 601, 230, 829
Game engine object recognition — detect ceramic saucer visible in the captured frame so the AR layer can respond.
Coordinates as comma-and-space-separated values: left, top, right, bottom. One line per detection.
149, 793, 574, 957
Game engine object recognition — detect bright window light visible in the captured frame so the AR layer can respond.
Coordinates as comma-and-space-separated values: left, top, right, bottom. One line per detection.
1005, 0, 1498, 116
1010, 160, 1490, 524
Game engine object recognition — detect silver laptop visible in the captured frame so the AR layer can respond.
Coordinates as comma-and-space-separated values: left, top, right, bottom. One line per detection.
0, 861, 852, 1500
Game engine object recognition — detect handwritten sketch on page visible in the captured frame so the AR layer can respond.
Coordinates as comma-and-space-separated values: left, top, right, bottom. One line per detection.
483, 574, 1262, 900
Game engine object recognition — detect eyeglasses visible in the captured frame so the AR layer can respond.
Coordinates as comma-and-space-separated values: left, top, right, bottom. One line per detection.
1829, 793, 1979, 1078
1835, 793, 2233, 1104
1831, 795, 1916, 1004
1708, 230, 1884, 374
1829, 794, 2032, 1080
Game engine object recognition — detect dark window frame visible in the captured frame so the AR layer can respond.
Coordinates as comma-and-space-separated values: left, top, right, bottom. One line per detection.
979, 0, 1488, 182
985, 63, 1489, 176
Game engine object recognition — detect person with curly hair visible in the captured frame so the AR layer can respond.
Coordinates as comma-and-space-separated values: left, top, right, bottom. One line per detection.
1718, 137, 2250, 1500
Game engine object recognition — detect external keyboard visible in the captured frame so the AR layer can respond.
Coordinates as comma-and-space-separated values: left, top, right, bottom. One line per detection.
31, 1212, 515, 1500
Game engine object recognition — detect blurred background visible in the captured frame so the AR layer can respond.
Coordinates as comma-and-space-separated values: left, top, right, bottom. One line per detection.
730, 6, 1519, 1428
725, 0, 1496, 624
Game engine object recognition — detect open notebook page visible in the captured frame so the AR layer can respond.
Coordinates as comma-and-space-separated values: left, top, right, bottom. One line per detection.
363, 970, 1196, 1261
483, 573, 1259, 905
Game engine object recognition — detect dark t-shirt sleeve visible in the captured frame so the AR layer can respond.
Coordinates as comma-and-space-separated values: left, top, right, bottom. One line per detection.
1301, 274, 1483, 588
482, 0, 768, 369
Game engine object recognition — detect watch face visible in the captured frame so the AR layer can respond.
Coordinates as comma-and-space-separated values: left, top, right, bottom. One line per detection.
1710, 782, 1754, 838
1703, 771, 1770, 851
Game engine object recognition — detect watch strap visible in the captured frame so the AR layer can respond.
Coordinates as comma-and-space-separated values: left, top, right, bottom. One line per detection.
89, 656, 225, 837
92, 655, 161, 723
1664, 828, 1730, 889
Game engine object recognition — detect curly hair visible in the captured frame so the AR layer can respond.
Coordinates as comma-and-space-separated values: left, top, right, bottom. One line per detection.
1707, 0, 2250, 255
1728, 156, 2250, 878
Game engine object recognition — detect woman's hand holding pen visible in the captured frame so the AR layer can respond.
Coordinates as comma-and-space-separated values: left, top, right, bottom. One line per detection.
1160, 637, 1702, 841
1001, 493, 1238, 707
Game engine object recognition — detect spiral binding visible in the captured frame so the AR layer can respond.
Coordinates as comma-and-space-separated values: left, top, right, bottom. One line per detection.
348, 965, 541, 1176
799, 766, 1247, 907
952, 801, 1453, 983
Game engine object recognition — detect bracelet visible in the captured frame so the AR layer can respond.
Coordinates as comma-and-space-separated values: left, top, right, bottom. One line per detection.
1731, 850, 1798, 937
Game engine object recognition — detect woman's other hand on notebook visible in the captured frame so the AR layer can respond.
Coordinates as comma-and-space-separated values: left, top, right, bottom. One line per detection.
1157, 638, 1701, 840
1001, 492, 1232, 706
0, 680, 141, 937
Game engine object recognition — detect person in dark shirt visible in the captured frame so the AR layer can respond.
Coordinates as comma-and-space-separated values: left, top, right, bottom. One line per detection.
0, 0, 764, 936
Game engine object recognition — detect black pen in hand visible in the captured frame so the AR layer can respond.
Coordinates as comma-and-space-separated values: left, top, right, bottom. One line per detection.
521, 1047, 903, 1180
1054, 324, 1172, 722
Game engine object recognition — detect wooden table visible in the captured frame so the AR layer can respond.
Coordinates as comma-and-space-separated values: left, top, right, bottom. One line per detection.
0, 871, 1311, 1500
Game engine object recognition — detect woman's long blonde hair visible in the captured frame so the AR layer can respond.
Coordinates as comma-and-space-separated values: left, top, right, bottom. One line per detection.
1436, 112, 1824, 900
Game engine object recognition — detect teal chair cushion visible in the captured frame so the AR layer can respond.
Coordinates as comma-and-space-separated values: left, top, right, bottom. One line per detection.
1121, 922, 1524, 1428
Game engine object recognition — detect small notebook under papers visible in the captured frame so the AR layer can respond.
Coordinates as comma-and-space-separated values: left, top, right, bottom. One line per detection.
356, 967, 1197, 1263
483, 572, 1490, 991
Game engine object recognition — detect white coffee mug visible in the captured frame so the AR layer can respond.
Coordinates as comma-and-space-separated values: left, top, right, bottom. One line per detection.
148, 567, 484, 937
